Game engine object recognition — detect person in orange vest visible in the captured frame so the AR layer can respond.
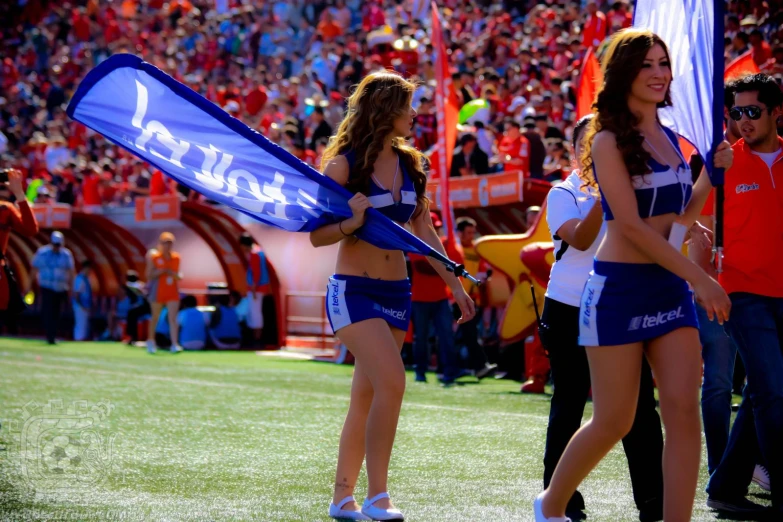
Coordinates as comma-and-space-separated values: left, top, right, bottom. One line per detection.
239, 232, 268, 349
145, 231, 182, 354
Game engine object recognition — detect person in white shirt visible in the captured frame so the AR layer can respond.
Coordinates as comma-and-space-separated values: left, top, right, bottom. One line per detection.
539, 115, 664, 521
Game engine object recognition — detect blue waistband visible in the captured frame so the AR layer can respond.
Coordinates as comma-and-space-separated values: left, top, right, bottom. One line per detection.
331, 274, 411, 292
593, 260, 679, 281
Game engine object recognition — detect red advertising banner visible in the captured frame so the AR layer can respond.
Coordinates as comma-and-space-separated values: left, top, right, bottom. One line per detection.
427, 171, 524, 209
135, 196, 181, 222
33, 204, 72, 229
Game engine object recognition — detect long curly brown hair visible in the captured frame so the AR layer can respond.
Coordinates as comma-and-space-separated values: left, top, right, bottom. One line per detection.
579, 29, 673, 188
320, 71, 428, 219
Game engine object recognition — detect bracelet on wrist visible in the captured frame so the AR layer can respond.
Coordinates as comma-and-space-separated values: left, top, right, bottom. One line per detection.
338, 221, 353, 236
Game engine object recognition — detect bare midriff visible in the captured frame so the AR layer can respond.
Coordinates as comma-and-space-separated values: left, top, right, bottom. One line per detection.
596, 213, 679, 264
334, 233, 408, 280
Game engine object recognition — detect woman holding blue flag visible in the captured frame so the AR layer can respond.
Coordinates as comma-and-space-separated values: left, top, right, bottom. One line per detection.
312, 71, 475, 521
535, 29, 734, 522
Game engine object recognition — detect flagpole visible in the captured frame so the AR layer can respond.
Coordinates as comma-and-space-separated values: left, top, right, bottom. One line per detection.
712, 0, 725, 273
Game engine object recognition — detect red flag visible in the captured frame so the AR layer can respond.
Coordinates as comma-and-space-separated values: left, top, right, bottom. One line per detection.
576, 47, 603, 120
724, 50, 760, 80
431, 2, 459, 246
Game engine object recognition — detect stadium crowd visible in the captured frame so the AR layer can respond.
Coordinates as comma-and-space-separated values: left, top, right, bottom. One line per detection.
2, 0, 782, 209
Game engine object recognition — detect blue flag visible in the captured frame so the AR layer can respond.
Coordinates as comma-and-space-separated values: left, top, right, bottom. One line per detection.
633, 0, 724, 185
67, 55, 470, 277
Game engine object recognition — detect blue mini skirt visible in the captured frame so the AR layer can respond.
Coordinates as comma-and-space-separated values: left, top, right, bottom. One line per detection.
579, 261, 698, 347
326, 275, 412, 333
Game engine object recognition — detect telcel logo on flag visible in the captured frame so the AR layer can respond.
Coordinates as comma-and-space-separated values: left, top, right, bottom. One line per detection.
67, 54, 465, 273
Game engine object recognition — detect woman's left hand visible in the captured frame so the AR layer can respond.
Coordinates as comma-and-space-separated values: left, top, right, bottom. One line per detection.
712, 140, 734, 171
453, 287, 476, 325
688, 221, 713, 251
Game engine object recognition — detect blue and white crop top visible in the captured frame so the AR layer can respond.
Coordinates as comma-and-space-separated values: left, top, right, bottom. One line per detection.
344, 150, 418, 223
597, 126, 692, 220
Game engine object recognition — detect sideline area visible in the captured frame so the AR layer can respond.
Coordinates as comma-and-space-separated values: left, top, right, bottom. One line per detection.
0, 339, 764, 521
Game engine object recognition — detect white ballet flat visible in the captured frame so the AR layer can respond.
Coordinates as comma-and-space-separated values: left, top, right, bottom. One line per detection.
534, 492, 571, 522
361, 492, 404, 521
329, 495, 371, 520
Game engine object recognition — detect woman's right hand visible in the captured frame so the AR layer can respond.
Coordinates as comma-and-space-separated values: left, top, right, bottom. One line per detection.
344, 192, 371, 233
693, 274, 731, 325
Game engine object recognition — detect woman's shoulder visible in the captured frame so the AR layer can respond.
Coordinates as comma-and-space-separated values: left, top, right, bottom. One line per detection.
322, 154, 350, 184
592, 129, 618, 148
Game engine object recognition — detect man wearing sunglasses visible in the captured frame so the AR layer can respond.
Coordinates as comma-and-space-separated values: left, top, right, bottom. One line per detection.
706, 73, 783, 517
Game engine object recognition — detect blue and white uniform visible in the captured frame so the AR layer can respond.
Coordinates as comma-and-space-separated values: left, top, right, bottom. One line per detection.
325, 150, 415, 333
579, 126, 699, 346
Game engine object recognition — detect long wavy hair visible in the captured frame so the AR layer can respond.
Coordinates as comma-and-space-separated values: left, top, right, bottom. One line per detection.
320, 71, 428, 218
579, 29, 673, 188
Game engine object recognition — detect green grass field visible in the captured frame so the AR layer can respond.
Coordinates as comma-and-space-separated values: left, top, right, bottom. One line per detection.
0, 338, 768, 521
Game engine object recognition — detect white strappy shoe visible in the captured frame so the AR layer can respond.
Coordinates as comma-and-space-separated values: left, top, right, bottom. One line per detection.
361, 492, 404, 521
534, 492, 571, 522
329, 495, 371, 520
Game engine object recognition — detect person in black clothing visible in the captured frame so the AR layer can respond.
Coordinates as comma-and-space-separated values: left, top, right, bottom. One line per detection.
523, 117, 547, 178
309, 106, 333, 151
450, 133, 490, 177
123, 270, 151, 345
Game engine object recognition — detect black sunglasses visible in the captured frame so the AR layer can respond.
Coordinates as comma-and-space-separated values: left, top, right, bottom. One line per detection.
729, 105, 766, 121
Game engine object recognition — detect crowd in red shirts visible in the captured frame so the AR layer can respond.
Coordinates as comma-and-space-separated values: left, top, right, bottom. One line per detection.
1, 0, 782, 207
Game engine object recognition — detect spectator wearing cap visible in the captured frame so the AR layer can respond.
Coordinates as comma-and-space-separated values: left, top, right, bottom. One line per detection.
451, 133, 490, 177
145, 231, 183, 354
496, 121, 531, 176
308, 106, 333, 151
72, 260, 93, 341
29, 231, 75, 345
408, 212, 464, 385
239, 232, 269, 349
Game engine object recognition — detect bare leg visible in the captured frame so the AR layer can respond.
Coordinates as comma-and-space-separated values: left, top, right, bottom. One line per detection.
646, 327, 703, 522
332, 319, 406, 511
149, 302, 163, 344
167, 300, 180, 347
542, 343, 644, 518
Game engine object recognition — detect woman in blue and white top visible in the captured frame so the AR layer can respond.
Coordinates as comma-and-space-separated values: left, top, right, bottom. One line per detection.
535, 29, 734, 522
540, 115, 663, 521
311, 71, 475, 521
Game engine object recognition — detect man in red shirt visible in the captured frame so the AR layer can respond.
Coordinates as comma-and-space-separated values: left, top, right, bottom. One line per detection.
497, 121, 530, 175
706, 73, 783, 518
582, 1, 607, 50
0, 169, 38, 330
409, 213, 463, 385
